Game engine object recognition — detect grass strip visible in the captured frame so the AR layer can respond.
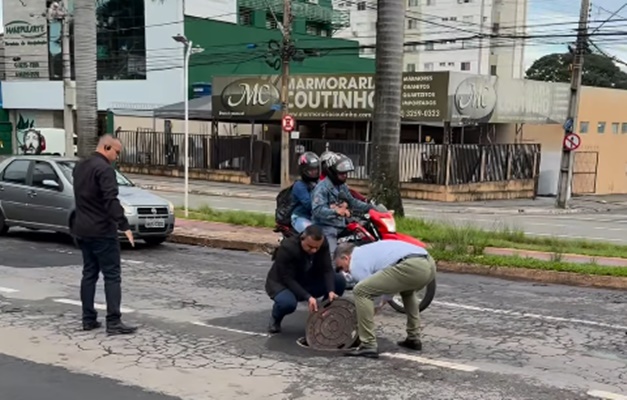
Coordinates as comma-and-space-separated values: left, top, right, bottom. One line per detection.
176, 206, 627, 260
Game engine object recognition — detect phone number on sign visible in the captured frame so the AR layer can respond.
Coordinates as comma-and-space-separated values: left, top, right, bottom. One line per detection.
401, 109, 442, 118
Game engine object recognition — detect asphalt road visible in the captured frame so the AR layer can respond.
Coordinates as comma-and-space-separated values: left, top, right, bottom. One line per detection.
155, 190, 627, 244
0, 231, 626, 399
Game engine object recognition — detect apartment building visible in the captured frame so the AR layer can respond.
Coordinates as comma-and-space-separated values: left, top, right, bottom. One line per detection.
334, 0, 527, 78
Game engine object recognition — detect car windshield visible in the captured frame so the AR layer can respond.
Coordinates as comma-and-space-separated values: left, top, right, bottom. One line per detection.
57, 161, 134, 187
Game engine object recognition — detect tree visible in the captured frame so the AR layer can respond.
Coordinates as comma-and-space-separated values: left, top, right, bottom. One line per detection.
74, 0, 98, 157
368, 0, 405, 216
526, 52, 627, 89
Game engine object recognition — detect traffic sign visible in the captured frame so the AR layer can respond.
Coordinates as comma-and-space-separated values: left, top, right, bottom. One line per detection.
563, 133, 581, 151
282, 115, 296, 132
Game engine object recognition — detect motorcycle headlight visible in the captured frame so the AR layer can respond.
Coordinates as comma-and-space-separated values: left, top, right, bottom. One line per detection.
122, 204, 135, 216
167, 201, 175, 214
380, 217, 396, 233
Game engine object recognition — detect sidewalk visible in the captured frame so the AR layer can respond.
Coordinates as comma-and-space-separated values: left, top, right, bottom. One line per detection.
129, 173, 625, 215
173, 219, 627, 268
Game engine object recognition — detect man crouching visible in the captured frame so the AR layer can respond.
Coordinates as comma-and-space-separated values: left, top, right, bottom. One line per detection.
334, 241, 436, 359
265, 224, 347, 334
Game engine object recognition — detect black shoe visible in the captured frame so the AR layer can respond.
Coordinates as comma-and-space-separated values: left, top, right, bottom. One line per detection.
82, 321, 102, 331
397, 338, 422, 351
268, 318, 281, 334
106, 321, 137, 336
344, 346, 379, 359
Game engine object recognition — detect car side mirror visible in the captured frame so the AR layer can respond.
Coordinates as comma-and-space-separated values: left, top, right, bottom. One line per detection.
42, 179, 60, 189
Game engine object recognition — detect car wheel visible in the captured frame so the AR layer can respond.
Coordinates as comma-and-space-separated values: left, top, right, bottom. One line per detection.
144, 236, 167, 246
0, 209, 9, 236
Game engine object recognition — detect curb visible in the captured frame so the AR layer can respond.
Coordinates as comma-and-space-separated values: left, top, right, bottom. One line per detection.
168, 234, 627, 291
137, 184, 276, 200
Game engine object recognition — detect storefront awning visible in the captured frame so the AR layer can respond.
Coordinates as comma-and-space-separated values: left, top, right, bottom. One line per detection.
153, 96, 213, 121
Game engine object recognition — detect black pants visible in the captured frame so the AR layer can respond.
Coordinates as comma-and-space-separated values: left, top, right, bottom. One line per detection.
78, 237, 122, 324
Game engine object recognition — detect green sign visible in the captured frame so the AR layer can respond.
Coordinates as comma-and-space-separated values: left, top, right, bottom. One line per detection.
4, 20, 46, 39
212, 73, 450, 121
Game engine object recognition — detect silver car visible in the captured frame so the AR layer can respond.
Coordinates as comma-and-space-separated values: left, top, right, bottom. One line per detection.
0, 155, 175, 245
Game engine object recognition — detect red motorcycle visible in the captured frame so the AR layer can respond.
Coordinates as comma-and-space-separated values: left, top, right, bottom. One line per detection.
273, 202, 436, 314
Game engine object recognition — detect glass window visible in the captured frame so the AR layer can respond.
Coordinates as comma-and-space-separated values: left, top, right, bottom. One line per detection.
31, 161, 59, 188
57, 161, 133, 187
2, 160, 31, 185
357, 1, 366, 10
47, 0, 147, 81
579, 121, 589, 133
406, 63, 416, 72
612, 122, 619, 134
622, 123, 627, 134
598, 122, 606, 134
461, 62, 471, 71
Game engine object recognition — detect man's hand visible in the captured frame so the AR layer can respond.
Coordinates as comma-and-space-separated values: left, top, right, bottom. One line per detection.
308, 297, 318, 313
124, 230, 135, 247
328, 292, 338, 302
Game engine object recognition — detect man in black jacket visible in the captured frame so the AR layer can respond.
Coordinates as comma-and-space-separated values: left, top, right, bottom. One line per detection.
265, 224, 347, 333
72, 134, 136, 335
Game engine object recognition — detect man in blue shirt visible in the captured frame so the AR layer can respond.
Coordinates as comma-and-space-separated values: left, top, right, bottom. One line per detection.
334, 240, 436, 359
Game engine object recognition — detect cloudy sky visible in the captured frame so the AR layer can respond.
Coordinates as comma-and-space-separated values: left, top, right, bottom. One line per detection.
0, 0, 626, 72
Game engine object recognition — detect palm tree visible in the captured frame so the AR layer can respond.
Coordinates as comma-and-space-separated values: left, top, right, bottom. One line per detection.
74, 0, 98, 157
369, 0, 405, 216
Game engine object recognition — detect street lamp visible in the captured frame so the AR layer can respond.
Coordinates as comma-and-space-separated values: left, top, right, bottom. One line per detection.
172, 34, 193, 217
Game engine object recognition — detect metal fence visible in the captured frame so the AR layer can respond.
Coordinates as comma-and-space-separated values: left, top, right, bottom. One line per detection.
116, 130, 252, 172
398, 143, 541, 185
290, 138, 371, 179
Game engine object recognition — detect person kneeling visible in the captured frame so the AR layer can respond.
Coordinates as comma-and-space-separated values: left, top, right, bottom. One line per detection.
265, 224, 347, 334
334, 241, 436, 359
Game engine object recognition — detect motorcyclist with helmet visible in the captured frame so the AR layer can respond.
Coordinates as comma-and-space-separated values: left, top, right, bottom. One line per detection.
290, 152, 321, 233
311, 154, 373, 257
320, 151, 368, 202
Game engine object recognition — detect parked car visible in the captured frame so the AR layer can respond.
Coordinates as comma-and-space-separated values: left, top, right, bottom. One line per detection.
0, 155, 175, 246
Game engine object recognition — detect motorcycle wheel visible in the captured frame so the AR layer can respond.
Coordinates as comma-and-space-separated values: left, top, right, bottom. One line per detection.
387, 278, 437, 313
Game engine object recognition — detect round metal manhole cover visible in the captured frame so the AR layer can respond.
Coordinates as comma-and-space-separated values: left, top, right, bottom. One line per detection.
305, 298, 359, 351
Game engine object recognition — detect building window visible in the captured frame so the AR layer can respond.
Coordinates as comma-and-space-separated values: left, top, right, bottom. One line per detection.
425, 42, 434, 50
239, 7, 254, 26
407, 63, 416, 72
306, 23, 318, 35
598, 122, 606, 133
426, 0, 435, 5
266, 13, 279, 29
408, 19, 418, 29
408, 0, 419, 6
622, 123, 627, 134
463, 15, 473, 22
580, 121, 589, 133
357, 1, 367, 10
490, 65, 497, 75
439, 62, 446, 66
450, 16, 457, 21
612, 122, 620, 134
424, 62, 434, 71
48, 0, 147, 81
448, 62, 454, 66
461, 61, 471, 71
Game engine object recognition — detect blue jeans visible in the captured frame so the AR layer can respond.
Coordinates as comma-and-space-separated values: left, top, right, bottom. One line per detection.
78, 237, 123, 324
321, 225, 339, 259
271, 273, 347, 322
291, 215, 312, 233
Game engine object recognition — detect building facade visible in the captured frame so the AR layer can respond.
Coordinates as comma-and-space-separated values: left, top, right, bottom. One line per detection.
334, 0, 527, 79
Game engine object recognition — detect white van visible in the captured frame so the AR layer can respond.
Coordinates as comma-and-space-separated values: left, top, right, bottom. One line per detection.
18, 128, 78, 156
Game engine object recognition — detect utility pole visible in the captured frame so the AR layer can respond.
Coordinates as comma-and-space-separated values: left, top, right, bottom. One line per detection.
556, 0, 589, 208
47, 1, 74, 157
279, 0, 293, 188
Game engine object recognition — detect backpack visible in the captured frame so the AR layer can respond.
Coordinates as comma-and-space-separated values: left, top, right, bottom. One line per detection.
275, 183, 295, 226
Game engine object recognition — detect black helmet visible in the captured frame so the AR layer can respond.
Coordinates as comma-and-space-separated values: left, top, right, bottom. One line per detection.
298, 152, 321, 182
327, 154, 354, 185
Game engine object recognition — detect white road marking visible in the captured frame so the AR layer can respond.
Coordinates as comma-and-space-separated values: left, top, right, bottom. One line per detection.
587, 390, 627, 400
53, 298, 135, 313
434, 301, 627, 331
191, 321, 271, 337
381, 352, 478, 372
122, 259, 144, 265
0, 287, 19, 294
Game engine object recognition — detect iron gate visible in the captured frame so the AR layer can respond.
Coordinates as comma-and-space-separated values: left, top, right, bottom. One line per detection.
572, 151, 598, 195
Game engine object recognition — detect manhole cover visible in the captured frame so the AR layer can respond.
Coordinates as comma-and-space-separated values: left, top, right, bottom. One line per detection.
305, 298, 359, 351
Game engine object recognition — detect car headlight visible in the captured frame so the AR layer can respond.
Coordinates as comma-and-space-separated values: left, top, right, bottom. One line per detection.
122, 204, 135, 216
167, 201, 175, 214
380, 217, 396, 233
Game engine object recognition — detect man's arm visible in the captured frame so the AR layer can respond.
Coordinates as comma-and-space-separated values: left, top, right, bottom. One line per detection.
97, 166, 130, 232
318, 240, 335, 293
312, 185, 339, 223
344, 186, 372, 214
292, 181, 312, 211
274, 246, 310, 300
